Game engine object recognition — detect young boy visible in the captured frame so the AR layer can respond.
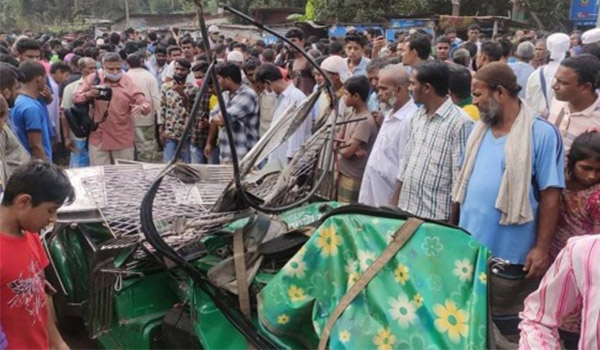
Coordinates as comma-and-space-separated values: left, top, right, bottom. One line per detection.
337, 75, 380, 203
0, 161, 75, 350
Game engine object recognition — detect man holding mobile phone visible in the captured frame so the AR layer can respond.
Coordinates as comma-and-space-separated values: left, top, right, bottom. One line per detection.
74, 52, 151, 165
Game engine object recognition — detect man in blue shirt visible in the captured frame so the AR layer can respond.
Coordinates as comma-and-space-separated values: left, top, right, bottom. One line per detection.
10, 61, 53, 162
450, 62, 564, 340
344, 31, 370, 77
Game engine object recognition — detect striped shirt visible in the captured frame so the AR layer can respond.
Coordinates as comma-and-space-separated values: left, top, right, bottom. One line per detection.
548, 94, 600, 152
398, 98, 473, 221
212, 84, 259, 163
519, 235, 600, 349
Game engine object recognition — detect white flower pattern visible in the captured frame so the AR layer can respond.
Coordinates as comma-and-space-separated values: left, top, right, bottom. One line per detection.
284, 256, 307, 279
358, 250, 377, 271
388, 294, 417, 328
453, 259, 474, 282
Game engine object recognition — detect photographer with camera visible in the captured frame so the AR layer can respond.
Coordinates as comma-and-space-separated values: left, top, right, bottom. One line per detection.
73, 52, 150, 165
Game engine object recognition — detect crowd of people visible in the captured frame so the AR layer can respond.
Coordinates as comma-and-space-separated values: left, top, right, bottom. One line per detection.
1, 21, 600, 349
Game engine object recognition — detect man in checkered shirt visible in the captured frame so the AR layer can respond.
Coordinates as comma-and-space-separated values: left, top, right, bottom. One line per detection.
390, 60, 473, 221
206, 62, 259, 164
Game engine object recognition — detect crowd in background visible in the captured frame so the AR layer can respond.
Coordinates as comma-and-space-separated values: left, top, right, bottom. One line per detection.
1, 22, 600, 349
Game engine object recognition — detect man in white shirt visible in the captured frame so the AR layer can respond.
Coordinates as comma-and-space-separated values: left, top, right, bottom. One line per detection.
359, 64, 417, 206
526, 33, 570, 117
125, 53, 161, 162
254, 63, 309, 169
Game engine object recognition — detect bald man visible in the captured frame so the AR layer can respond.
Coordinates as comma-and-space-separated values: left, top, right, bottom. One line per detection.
61, 57, 97, 167
358, 64, 418, 206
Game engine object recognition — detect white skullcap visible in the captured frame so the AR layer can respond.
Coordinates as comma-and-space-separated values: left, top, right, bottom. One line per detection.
227, 50, 244, 63
208, 25, 219, 34
546, 33, 570, 61
320, 55, 352, 83
582, 28, 600, 45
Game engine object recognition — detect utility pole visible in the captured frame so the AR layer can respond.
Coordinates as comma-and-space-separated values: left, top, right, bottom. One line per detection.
451, 0, 461, 16
511, 0, 525, 21
124, 0, 130, 27
596, 0, 600, 27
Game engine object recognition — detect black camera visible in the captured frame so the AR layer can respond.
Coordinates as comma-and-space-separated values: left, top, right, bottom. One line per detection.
92, 85, 113, 101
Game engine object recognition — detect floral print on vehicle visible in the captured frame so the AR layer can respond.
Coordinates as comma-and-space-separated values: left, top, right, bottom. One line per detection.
258, 213, 490, 349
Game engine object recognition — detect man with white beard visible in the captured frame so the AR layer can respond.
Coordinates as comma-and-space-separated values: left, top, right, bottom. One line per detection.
358, 64, 417, 206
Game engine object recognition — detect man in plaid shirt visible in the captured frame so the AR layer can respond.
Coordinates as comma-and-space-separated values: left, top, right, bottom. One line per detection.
206, 62, 259, 164
391, 60, 473, 221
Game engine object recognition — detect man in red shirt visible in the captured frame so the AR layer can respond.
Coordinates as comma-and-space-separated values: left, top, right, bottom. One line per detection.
73, 52, 151, 165
0, 160, 75, 349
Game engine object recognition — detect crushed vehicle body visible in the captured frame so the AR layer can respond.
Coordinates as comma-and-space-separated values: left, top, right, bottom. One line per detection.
47, 3, 493, 349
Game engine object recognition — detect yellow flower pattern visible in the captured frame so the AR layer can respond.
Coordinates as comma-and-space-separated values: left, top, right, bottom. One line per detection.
394, 264, 410, 285
258, 213, 490, 350
478, 272, 487, 284
339, 330, 351, 343
277, 314, 290, 324
373, 327, 396, 350
413, 293, 424, 308
287, 285, 307, 302
433, 300, 470, 343
348, 271, 361, 287
316, 225, 342, 257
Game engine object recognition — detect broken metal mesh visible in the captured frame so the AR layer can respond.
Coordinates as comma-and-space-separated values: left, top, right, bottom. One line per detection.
245, 125, 335, 208
80, 164, 242, 255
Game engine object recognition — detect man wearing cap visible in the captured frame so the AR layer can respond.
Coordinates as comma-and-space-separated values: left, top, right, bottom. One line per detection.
526, 33, 570, 117
451, 62, 564, 341
208, 25, 220, 49
582, 27, 600, 47
315, 55, 353, 125
227, 51, 244, 67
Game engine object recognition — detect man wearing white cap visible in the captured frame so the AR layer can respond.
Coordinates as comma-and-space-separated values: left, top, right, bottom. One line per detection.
208, 25, 220, 49
526, 33, 570, 117
314, 55, 353, 125
227, 51, 244, 67
582, 27, 600, 46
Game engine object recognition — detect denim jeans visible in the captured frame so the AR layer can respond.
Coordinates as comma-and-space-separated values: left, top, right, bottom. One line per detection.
163, 139, 191, 163
190, 145, 220, 164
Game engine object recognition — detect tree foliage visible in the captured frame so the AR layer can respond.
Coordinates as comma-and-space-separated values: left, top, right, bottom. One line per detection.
311, 0, 570, 31
0, 0, 571, 33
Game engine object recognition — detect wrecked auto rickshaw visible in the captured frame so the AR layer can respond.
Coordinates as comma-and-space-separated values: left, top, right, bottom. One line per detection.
46, 3, 493, 349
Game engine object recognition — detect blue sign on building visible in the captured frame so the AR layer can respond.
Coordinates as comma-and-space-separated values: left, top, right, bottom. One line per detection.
570, 0, 599, 22
389, 19, 428, 28
328, 25, 385, 38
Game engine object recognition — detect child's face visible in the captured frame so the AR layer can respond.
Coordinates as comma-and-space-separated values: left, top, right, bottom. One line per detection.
343, 89, 356, 106
16, 197, 61, 232
574, 158, 600, 188
313, 71, 324, 85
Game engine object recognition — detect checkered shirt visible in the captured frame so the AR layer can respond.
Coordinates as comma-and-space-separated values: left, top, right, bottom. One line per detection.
212, 84, 259, 163
398, 98, 474, 221
191, 90, 211, 148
